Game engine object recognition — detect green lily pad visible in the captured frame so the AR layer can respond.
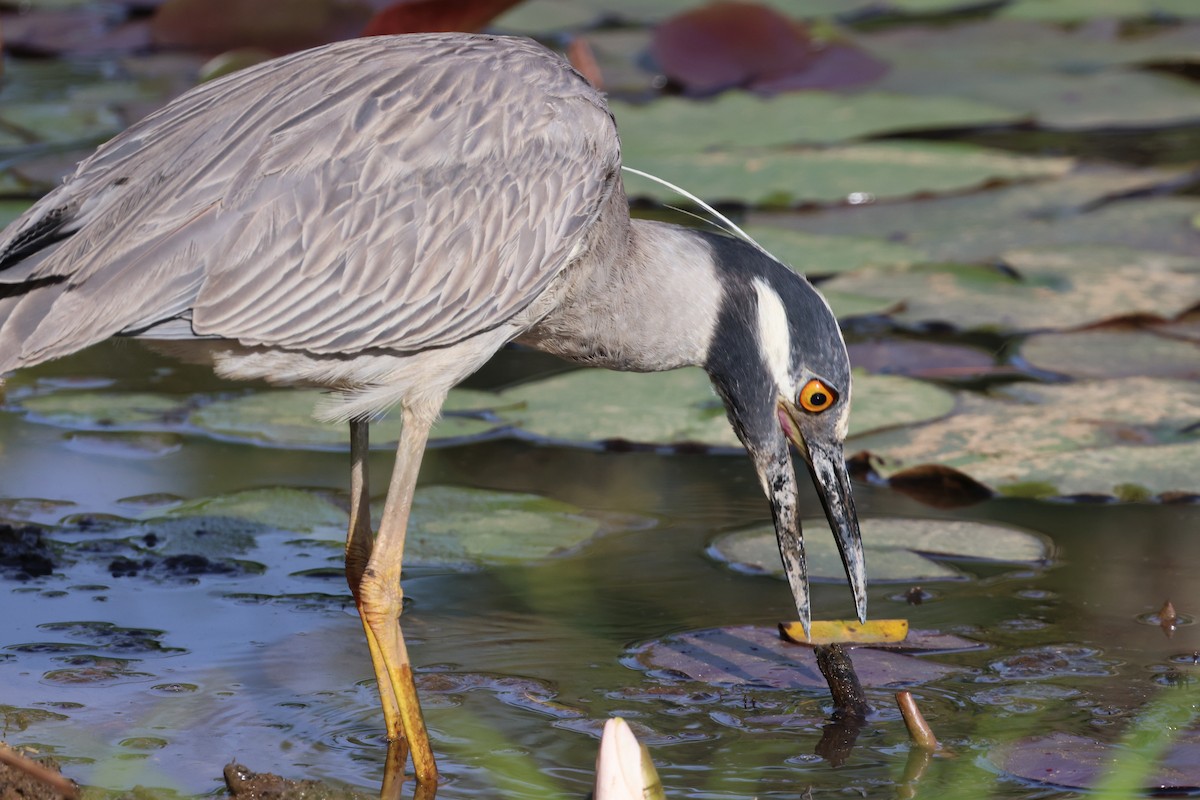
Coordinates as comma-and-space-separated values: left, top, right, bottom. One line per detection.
137, 516, 262, 557
710, 517, 1047, 583
190, 389, 500, 449
400, 486, 603, 567
162, 488, 348, 534
767, 167, 1200, 264
1000, 0, 1200, 21
845, 371, 956, 437
1021, 329, 1200, 379
612, 93, 1020, 157
626, 142, 1072, 207
19, 393, 188, 428
494, 368, 955, 447
852, 378, 1200, 497
743, 225, 923, 276
868, 19, 1200, 129
820, 247, 1200, 331
497, 368, 738, 447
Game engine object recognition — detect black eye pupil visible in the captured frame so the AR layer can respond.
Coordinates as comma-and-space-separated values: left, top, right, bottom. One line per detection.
810, 392, 827, 406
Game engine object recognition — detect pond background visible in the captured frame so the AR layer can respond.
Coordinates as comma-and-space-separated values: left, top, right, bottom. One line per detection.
1, 0, 1200, 797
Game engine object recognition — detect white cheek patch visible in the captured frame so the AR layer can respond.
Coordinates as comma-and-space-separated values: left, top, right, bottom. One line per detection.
753, 278, 793, 392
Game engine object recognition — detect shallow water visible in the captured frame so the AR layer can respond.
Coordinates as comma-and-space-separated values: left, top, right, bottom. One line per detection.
1, 343, 1198, 798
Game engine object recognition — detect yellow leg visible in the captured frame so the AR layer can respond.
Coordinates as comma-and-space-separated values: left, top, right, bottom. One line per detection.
356, 407, 438, 787
345, 419, 403, 740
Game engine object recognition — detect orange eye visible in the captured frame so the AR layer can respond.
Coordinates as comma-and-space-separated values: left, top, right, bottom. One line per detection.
799, 379, 836, 413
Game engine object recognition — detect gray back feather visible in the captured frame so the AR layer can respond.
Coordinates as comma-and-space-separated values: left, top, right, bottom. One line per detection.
0, 33, 619, 369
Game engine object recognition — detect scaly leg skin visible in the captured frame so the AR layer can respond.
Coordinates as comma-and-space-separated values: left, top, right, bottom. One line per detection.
345, 419, 404, 741
358, 406, 438, 786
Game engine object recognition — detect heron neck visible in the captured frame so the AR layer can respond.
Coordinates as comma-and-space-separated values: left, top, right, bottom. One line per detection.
516, 218, 724, 373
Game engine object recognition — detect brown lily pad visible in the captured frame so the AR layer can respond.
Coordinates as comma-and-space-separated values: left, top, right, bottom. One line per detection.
630, 625, 959, 689
650, 1, 886, 96
997, 730, 1200, 790
848, 339, 1014, 381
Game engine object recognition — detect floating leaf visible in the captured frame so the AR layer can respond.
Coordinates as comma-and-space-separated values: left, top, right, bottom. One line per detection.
163, 488, 348, 534
868, 19, 1200, 129
1020, 328, 1200, 380
19, 393, 187, 429
191, 389, 499, 449
845, 372, 956, 437
848, 340, 1011, 381
1001, 0, 1200, 22
779, 618, 909, 645
821, 247, 1200, 331
853, 377, 1200, 497
997, 731, 1200, 790
766, 168, 1200, 265
711, 518, 1047, 583
627, 142, 1071, 206
630, 624, 958, 689
402, 486, 603, 567
614, 93, 1018, 157
743, 225, 923, 276
494, 368, 955, 447
649, 3, 886, 95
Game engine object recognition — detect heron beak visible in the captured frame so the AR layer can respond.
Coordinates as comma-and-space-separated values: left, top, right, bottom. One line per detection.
778, 401, 868, 630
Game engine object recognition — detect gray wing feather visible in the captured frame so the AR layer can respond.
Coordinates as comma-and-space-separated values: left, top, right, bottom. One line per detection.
0, 33, 619, 368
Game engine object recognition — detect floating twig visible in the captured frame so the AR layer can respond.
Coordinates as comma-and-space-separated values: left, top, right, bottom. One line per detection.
896, 690, 938, 751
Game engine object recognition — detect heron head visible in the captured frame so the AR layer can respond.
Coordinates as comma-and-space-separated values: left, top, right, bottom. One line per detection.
703, 236, 865, 635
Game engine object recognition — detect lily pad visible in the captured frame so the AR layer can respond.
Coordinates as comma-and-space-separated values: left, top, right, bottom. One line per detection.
493, 368, 955, 447
821, 247, 1200, 331
852, 377, 1200, 497
743, 225, 923, 276
612, 93, 1019, 157
1000, 0, 1200, 22
626, 142, 1072, 207
868, 19, 1200, 129
1021, 328, 1200, 379
997, 730, 1200, 790
162, 488, 348, 534
190, 389, 500, 449
845, 372, 956, 436
629, 624, 958, 689
19, 393, 188, 429
710, 518, 1047, 583
848, 340, 1013, 381
765, 168, 1200, 264
401, 486, 603, 567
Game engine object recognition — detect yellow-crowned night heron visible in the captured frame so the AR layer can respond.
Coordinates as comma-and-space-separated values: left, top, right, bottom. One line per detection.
0, 33, 866, 787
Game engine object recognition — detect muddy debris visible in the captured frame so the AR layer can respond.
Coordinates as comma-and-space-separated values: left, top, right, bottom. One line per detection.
0, 525, 55, 580
0, 746, 77, 800
223, 763, 371, 800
